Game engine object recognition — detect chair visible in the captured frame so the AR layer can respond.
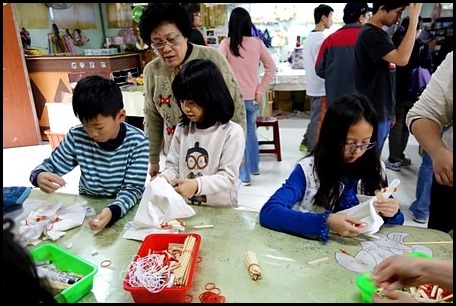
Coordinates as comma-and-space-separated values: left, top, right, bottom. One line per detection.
256, 116, 282, 161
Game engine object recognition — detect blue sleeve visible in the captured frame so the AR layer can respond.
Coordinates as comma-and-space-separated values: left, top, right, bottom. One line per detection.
259, 164, 331, 242
382, 203, 405, 225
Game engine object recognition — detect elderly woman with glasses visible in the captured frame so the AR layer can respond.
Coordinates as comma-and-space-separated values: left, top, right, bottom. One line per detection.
139, 3, 245, 178
259, 94, 404, 243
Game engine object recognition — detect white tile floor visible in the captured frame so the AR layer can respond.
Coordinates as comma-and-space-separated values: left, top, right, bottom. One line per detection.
2, 111, 426, 228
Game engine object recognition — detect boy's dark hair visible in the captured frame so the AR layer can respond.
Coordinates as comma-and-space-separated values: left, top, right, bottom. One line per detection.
72, 75, 123, 122
372, 3, 409, 14
172, 59, 235, 129
314, 4, 334, 24
3, 218, 57, 303
181, 3, 201, 25
227, 7, 253, 57
139, 3, 192, 47
312, 94, 384, 210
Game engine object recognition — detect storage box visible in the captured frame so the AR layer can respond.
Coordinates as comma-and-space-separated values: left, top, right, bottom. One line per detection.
30, 243, 98, 303
44, 130, 65, 150
355, 252, 432, 303
277, 99, 293, 112
123, 233, 202, 303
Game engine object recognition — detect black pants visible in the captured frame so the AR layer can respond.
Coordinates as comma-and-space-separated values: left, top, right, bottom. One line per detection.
125, 116, 144, 130
427, 175, 453, 233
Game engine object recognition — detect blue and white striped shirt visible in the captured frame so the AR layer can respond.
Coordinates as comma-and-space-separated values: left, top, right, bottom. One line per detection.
30, 123, 149, 224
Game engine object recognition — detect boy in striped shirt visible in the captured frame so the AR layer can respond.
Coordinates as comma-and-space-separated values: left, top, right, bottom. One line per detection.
30, 75, 149, 231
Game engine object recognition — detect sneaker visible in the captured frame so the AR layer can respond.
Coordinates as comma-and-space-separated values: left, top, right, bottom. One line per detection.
241, 181, 251, 186
401, 157, 412, 167
251, 171, 260, 176
299, 142, 307, 152
385, 159, 401, 171
408, 210, 427, 224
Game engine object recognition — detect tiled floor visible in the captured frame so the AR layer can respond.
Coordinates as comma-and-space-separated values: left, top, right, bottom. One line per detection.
2, 111, 426, 228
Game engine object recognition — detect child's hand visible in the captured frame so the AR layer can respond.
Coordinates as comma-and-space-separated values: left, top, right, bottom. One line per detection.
88, 207, 112, 232
172, 178, 198, 199
372, 289, 417, 303
326, 213, 366, 237
374, 197, 399, 217
149, 163, 160, 179
37, 172, 66, 193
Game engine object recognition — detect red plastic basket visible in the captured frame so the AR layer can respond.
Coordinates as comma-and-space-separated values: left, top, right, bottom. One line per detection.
123, 233, 201, 303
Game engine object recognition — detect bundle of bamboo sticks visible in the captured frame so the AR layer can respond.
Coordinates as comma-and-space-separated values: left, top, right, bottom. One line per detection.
173, 235, 197, 287
244, 251, 262, 281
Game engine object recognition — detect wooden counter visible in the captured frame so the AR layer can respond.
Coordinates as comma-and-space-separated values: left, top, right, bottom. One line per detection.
25, 52, 140, 140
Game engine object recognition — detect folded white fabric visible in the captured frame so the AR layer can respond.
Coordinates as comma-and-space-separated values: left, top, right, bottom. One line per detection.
19, 202, 85, 246
337, 179, 401, 239
337, 197, 384, 239
123, 176, 196, 241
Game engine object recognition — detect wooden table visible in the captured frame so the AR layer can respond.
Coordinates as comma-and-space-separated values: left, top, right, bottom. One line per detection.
18, 190, 453, 303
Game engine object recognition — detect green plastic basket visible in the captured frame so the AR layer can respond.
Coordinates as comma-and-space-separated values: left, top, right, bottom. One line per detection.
30, 243, 98, 303
355, 251, 432, 303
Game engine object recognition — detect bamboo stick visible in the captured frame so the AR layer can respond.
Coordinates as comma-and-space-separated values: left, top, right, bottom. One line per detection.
402, 241, 453, 245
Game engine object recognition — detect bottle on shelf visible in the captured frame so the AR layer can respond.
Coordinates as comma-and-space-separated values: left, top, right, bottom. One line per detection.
296, 36, 301, 48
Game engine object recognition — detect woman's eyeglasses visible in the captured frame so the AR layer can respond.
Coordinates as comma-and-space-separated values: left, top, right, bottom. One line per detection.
151, 32, 182, 50
344, 142, 376, 153
193, 12, 202, 17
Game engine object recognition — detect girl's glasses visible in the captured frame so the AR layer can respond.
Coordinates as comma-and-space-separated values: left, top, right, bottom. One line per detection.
151, 32, 182, 50
193, 12, 202, 17
344, 142, 376, 153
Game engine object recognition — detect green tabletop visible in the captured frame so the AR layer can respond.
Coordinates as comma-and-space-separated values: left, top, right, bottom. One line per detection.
22, 190, 453, 303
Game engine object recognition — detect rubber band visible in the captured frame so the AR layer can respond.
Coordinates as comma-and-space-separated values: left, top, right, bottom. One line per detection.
185, 294, 193, 303
46, 223, 54, 231
247, 263, 261, 273
100, 259, 112, 267
198, 290, 226, 303
205, 282, 217, 290
204, 283, 221, 295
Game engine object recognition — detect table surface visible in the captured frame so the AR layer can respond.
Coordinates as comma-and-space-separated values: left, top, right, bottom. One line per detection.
261, 61, 306, 91
22, 190, 453, 303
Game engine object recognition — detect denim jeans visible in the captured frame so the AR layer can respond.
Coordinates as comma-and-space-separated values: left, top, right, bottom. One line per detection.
409, 150, 433, 220
302, 96, 326, 151
377, 119, 392, 156
239, 100, 260, 183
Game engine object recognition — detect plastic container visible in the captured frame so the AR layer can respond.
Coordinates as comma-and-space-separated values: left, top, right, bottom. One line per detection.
355, 251, 432, 303
123, 233, 202, 303
30, 243, 98, 303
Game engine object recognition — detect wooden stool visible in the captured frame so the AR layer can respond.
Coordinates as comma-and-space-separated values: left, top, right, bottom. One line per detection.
256, 116, 282, 161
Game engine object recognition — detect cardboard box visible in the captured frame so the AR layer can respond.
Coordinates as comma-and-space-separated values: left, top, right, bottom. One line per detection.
276, 99, 293, 113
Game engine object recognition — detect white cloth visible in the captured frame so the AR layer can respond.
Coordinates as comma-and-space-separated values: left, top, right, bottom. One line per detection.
337, 179, 401, 239
338, 197, 384, 239
19, 202, 85, 246
123, 177, 195, 241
